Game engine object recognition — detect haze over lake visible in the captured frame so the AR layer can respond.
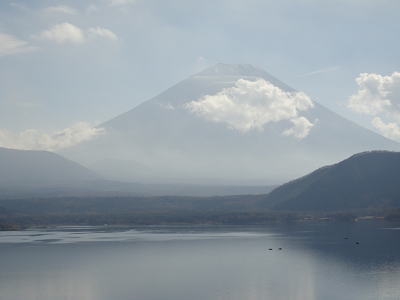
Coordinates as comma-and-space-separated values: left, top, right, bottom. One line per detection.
1, 222, 400, 300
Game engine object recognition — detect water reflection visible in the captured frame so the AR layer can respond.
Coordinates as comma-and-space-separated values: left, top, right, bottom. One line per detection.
0, 222, 399, 300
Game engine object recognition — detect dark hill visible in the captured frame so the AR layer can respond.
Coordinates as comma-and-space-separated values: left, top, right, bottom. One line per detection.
263, 151, 400, 211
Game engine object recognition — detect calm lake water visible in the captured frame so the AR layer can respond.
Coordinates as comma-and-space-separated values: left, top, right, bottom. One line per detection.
1, 222, 400, 300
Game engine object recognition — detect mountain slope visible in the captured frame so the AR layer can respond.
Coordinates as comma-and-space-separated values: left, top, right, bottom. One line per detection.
63, 63, 400, 185
0, 147, 98, 187
263, 151, 400, 211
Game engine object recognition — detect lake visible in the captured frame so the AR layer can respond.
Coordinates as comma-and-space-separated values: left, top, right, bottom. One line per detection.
1, 221, 400, 300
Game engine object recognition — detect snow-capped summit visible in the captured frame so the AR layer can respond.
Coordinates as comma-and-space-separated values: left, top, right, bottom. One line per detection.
194, 63, 294, 92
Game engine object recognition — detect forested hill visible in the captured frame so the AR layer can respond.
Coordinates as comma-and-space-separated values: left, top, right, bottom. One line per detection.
262, 151, 400, 211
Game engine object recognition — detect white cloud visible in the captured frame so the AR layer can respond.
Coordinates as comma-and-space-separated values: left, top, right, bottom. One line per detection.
348, 72, 400, 116
371, 117, 400, 142
36, 23, 118, 44
185, 78, 314, 138
109, 0, 136, 6
0, 33, 36, 56
88, 27, 118, 41
44, 5, 77, 15
283, 117, 314, 139
348, 72, 400, 142
0, 122, 105, 151
37, 23, 85, 44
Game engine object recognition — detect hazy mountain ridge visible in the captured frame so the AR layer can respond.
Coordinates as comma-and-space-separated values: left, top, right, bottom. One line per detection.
0, 148, 273, 199
0, 147, 273, 198
2, 151, 400, 226
0, 147, 98, 187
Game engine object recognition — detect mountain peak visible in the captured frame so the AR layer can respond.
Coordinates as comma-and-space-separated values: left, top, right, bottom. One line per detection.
196, 63, 270, 77
66, 64, 399, 185
193, 63, 293, 92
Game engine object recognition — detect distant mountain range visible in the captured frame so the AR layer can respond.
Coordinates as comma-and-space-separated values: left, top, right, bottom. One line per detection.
2, 150, 400, 228
0, 147, 273, 198
63, 63, 399, 185
263, 151, 400, 211
2, 148, 400, 221
0, 147, 97, 187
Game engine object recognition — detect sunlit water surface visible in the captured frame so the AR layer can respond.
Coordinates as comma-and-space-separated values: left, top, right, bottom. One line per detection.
1, 222, 400, 300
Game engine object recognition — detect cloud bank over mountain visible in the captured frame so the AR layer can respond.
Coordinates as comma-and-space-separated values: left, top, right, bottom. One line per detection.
283, 116, 314, 139
348, 72, 400, 141
185, 78, 314, 138
0, 122, 104, 151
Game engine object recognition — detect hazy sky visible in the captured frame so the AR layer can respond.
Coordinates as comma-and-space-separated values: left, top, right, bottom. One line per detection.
1, 0, 400, 141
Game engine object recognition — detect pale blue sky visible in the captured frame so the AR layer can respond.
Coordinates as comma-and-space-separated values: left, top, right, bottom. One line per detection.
1, 0, 399, 135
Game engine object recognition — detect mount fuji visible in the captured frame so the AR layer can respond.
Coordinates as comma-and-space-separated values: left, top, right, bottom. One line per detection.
63, 64, 399, 185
